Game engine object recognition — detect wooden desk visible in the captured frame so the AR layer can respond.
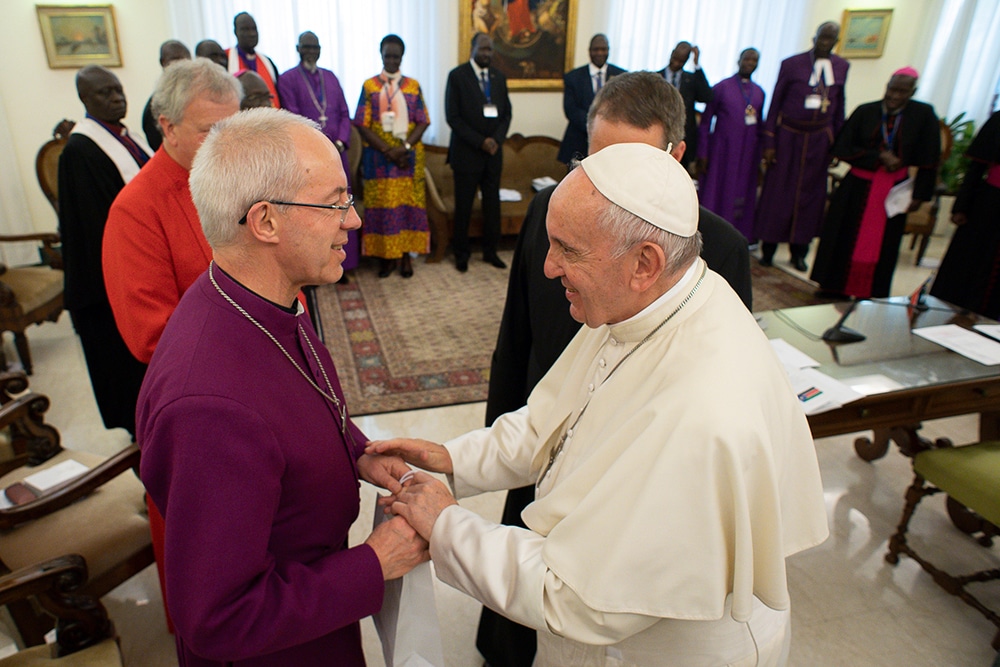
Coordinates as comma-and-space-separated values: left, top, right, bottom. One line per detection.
758, 297, 1000, 460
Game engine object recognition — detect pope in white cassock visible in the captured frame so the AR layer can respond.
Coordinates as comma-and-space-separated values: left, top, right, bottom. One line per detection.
368, 142, 829, 667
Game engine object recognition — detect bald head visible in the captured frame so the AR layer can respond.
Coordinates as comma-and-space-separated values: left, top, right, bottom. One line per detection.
159, 40, 191, 69
76, 65, 126, 124
195, 39, 227, 68
813, 22, 840, 58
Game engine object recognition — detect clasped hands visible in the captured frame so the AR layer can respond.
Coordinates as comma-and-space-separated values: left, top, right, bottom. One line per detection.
357, 439, 457, 579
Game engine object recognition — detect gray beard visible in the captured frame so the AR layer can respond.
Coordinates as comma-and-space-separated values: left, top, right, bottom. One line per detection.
302, 61, 318, 73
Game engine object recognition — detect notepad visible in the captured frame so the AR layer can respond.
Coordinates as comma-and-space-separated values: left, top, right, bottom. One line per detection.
23, 459, 89, 493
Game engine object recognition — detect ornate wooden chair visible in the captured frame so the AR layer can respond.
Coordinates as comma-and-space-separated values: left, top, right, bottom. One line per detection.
0, 554, 124, 664
0, 375, 152, 647
903, 119, 954, 266
885, 441, 1000, 649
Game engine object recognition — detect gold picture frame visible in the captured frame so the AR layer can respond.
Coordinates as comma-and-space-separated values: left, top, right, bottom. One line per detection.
837, 9, 892, 59
459, 0, 577, 91
37, 5, 122, 69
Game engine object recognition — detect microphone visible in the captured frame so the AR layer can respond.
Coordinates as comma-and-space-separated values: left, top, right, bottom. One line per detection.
908, 275, 934, 312
822, 298, 867, 343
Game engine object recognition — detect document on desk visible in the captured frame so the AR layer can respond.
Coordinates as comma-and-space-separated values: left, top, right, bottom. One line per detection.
913, 324, 1000, 365
769, 338, 821, 373
788, 367, 864, 416
974, 324, 1000, 342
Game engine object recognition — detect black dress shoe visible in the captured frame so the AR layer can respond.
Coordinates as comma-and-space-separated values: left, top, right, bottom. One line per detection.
377, 259, 397, 278
456, 258, 468, 273
759, 256, 773, 267
484, 254, 507, 269
400, 255, 413, 278
791, 256, 808, 272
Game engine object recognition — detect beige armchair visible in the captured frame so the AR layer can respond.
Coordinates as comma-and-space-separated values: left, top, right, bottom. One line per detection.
0, 554, 123, 665
0, 375, 151, 647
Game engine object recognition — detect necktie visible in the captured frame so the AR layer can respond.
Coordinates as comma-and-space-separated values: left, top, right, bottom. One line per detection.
480, 71, 489, 95
595, 71, 603, 92
674, 71, 680, 88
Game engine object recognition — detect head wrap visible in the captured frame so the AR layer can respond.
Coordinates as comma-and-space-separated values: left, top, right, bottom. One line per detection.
892, 66, 919, 79
579, 143, 698, 237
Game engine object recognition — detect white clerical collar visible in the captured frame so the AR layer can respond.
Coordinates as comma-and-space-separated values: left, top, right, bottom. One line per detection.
809, 58, 834, 87
618, 259, 700, 326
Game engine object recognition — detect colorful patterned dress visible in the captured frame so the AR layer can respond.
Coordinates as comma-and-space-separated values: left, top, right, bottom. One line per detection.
353, 75, 430, 259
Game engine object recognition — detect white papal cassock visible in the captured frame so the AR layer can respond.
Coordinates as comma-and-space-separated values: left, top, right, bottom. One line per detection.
430, 260, 829, 666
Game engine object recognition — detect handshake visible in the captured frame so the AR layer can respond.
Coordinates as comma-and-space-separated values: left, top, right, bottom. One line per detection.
358, 438, 457, 581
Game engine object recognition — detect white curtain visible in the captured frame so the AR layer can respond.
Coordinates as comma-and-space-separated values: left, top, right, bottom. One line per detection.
605, 0, 811, 114
0, 90, 46, 267
167, 0, 449, 143
917, 0, 1000, 127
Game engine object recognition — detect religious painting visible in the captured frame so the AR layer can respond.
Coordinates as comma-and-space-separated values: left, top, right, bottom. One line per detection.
837, 9, 892, 59
36, 5, 122, 69
459, 0, 577, 91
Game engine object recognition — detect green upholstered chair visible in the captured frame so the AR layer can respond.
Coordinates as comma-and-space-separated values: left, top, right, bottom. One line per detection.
0, 554, 124, 665
885, 441, 1000, 649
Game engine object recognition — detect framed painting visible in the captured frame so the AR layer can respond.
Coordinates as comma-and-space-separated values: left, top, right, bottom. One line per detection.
459, 0, 577, 91
36, 5, 122, 68
837, 9, 892, 59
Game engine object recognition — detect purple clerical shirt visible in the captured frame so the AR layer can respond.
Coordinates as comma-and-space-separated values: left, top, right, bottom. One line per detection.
138, 267, 382, 666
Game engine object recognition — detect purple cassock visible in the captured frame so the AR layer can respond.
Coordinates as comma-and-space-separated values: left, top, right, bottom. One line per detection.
697, 74, 766, 241
754, 52, 849, 245
279, 65, 359, 271
137, 266, 382, 666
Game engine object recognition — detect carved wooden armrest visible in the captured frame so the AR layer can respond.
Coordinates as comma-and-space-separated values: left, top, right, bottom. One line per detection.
424, 166, 447, 214
0, 554, 113, 657
0, 392, 60, 467
0, 233, 63, 270
0, 370, 29, 403
0, 443, 140, 529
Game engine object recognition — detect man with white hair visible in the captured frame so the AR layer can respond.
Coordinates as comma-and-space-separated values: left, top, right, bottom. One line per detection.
137, 108, 429, 665
370, 143, 828, 666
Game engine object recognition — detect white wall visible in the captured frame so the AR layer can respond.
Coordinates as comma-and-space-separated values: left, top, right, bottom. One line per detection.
0, 0, 945, 235
1, 0, 172, 235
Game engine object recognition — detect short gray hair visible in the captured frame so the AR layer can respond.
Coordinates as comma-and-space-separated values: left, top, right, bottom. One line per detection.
190, 108, 318, 249
595, 202, 703, 275
150, 58, 242, 128
587, 71, 685, 150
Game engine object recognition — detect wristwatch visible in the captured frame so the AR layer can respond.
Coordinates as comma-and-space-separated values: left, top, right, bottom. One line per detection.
403, 141, 412, 151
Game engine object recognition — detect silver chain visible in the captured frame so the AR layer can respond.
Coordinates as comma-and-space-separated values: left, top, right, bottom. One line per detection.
208, 263, 347, 433
538, 264, 707, 484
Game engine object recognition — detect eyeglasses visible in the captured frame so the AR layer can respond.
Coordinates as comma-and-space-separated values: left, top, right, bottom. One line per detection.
238, 194, 354, 225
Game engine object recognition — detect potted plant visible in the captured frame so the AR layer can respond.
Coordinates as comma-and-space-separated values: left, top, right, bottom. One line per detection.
939, 113, 977, 195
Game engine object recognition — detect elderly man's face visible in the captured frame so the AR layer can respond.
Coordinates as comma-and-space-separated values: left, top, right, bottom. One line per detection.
278, 126, 361, 286
543, 169, 634, 327
161, 94, 240, 170
79, 67, 126, 124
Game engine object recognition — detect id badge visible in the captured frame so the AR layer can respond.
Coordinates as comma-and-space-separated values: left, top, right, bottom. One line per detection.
744, 111, 758, 126
380, 111, 395, 132
804, 94, 821, 110
483, 104, 499, 118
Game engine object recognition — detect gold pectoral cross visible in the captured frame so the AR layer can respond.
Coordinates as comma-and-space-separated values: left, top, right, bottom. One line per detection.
820, 97, 831, 113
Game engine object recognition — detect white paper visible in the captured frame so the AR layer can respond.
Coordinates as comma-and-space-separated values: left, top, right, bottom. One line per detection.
24, 459, 88, 492
974, 324, 1000, 342
885, 177, 913, 217
499, 188, 522, 202
913, 324, 1000, 365
769, 338, 821, 373
787, 367, 864, 416
840, 374, 905, 396
372, 501, 445, 667
532, 176, 558, 191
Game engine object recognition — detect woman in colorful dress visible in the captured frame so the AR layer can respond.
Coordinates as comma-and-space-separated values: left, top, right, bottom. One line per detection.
353, 34, 430, 278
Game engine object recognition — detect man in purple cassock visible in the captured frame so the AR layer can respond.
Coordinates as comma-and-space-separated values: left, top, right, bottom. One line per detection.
137, 108, 429, 666
697, 48, 766, 242
755, 22, 849, 271
279, 30, 359, 274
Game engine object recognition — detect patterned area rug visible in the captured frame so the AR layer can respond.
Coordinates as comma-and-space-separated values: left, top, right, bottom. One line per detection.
318, 253, 823, 416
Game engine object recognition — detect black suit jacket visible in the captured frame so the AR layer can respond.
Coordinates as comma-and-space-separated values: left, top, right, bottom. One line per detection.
486, 185, 752, 424
557, 63, 626, 164
445, 62, 512, 170
657, 66, 714, 163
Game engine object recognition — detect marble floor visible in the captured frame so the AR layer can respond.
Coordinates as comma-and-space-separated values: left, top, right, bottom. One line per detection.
4, 230, 1000, 666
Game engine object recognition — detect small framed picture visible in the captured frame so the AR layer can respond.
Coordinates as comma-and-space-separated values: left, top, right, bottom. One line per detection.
36, 5, 122, 69
838, 9, 892, 59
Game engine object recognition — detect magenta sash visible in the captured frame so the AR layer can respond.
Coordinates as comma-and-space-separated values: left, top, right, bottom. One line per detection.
842, 165, 906, 298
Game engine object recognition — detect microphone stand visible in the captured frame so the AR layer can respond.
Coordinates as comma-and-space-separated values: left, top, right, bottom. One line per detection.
822, 298, 867, 343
